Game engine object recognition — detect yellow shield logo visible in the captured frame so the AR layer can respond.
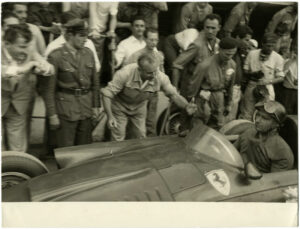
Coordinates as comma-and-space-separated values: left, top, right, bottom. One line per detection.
205, 169, 231, 196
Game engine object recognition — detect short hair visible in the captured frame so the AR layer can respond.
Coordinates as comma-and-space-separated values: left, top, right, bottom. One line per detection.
233, 25, 253, 39
61, 11, 78, 25
137, 52, 157, 67
3, 24, 32, 43
204, 13, 222, 25
144, 28, 159, 38
261, 33, 279, 44
131, 15, 145, 24
4, 2, 27, 11
1, 11, 18, 26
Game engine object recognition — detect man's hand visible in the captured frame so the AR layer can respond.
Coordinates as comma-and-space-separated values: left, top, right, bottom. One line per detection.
185, 102, 197, 115
106, 30, 116, 38
49, 24, 61, 35
108, 116, 118, 129
89, 30, 101, 39
49, 114, 60, 130
18, 61, 39, 75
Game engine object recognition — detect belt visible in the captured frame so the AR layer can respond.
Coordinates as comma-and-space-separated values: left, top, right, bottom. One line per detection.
58, 87, 90, 96
201, 88, 225, 92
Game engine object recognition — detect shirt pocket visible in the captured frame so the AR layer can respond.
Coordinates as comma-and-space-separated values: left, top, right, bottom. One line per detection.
85, 62, 94, 77
59, 62, 76, 83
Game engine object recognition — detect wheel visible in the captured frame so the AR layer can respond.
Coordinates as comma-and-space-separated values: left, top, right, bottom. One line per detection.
2, 151, 49, 189
165, 112, 181, 135
220, 119, 254, 135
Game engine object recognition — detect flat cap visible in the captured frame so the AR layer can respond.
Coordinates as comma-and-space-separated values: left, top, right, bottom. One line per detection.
64, 18, 88, 34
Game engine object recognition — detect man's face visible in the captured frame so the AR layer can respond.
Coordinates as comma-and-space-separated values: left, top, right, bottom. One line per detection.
3, 17, 19, 31
261, 41, 276, 55
6, 36, 30, 63
139, 61, 157, 81
240, 34, 252, 44
203, 19, 220, 40
254, 110, 278, 133
132, 20, 145, 38
145, 32, 159, 50
69, 32, 87, 50
12, 4, 27, 24
219, 48, 237, 63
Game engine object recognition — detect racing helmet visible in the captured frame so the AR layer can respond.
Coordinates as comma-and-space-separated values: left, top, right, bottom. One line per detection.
255, 101, 287, 124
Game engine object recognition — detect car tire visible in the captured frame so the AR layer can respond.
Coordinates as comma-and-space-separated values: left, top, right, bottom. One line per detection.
2, 151, 49, 189
220, 119, 254, 135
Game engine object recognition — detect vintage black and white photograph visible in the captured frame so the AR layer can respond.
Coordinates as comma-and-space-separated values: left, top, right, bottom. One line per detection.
1, 1, 298, 227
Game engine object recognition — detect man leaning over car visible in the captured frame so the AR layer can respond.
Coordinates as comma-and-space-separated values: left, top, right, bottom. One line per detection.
101, 52, 197, 141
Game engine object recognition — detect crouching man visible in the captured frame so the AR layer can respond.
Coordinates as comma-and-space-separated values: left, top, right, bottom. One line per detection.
101, 53, 197, 141
234, 101, 294, 178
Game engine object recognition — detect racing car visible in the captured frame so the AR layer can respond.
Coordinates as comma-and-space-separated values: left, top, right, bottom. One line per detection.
2, 115, 297, 202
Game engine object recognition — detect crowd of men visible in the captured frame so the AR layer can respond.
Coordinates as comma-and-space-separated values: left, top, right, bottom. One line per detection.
1, 2, 298, 174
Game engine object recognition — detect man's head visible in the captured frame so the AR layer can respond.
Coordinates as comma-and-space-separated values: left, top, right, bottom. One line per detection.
64, 19, 88, 50
131, 16, 146, 39
11, 3, 27, 24
145, 29, 159, 50
4, 24, 32, 63
261, 33, 278, 55
203, 14, 221, 40
254, 101, 286, 133
234, 25, 253, 44
137, 53, 159, 81
219, 37, 237, 63
2, 12, 19, 32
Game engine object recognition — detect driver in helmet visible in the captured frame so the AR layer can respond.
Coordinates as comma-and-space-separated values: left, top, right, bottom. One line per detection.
234, 101, 294, 179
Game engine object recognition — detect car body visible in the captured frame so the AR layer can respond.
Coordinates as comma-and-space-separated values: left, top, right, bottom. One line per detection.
3, 121, 297, 202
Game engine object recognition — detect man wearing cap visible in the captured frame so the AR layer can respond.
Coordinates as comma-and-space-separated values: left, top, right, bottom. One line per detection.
44, 19, 100, 147
239, 33, 285, 121
186, 37, 237, 130
234, 101, 294, 177
101, 52, 197, 141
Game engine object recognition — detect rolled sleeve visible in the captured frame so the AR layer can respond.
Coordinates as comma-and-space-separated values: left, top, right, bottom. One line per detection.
109, 3, 119, 15
172, 43, 199, 70
100, 68, 128, 98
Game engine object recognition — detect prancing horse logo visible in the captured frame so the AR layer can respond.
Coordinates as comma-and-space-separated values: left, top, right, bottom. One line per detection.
205, 169, 230, 196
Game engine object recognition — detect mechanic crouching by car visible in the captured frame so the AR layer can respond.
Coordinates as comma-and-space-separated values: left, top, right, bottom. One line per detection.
234, 101, 294, 179
101, 52, 197, 141
44, 19, 101, 148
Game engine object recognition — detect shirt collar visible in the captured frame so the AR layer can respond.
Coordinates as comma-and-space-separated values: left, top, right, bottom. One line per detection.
131, 35, 145, 43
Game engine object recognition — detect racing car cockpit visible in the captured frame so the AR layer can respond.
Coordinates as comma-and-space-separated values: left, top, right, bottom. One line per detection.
184, 124, 244, 169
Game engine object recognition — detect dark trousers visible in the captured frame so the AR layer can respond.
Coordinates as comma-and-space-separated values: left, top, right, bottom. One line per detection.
146, 92, 159, 137
56, 118, 92, 148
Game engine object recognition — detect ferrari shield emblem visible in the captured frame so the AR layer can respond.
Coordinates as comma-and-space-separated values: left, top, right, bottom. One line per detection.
205, 169, 230, 196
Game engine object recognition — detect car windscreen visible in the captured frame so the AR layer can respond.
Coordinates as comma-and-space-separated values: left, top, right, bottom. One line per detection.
184, 124, 244, 169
